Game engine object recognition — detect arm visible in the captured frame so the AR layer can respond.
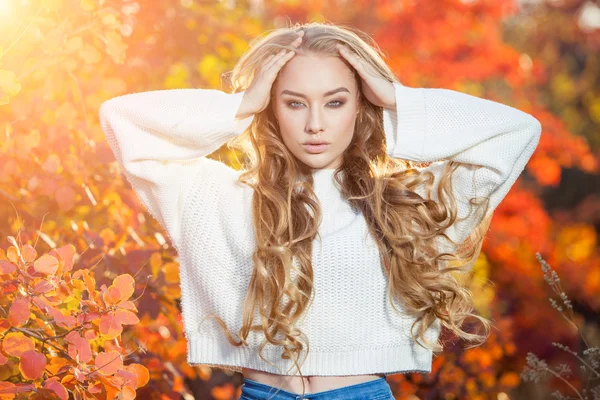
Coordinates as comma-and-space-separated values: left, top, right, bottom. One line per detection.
98, 89, 255, 248
382, 82, 542, 245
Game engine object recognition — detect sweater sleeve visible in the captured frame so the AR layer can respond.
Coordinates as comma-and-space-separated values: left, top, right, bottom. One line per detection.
98, 88, 255, 249
382, 82, 542, 246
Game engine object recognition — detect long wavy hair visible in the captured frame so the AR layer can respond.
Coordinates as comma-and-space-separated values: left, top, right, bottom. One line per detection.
208, 21, 493, 397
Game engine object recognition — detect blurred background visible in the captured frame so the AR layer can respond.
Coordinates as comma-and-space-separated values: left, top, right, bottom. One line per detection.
0, 0, 599, 399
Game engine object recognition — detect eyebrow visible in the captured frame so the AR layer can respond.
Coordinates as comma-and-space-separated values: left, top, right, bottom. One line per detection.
280, 87, 350, 98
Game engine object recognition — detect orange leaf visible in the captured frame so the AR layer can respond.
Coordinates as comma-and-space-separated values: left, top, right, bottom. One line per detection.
123, 363, 150, 389
114, 309, 139, 325
102, 285, 121, 306
162, 262, 179, 284
46, 357, 69, 376
118, 301, 137, 312
2, 332, 35, 357
0, 381, 17, 399
499, 371, 520, 388
95, 350, 123, 375
113, 274, 135, 302
527, 154, 561, 186
211, 383, 235, 400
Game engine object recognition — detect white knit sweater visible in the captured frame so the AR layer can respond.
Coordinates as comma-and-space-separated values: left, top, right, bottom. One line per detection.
99, 82, 542, 376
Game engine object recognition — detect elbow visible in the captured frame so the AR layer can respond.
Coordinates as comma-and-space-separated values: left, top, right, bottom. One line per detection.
98, 100, 113, 130
98, 98, 123, 135
531, 117, 542, 136
525, 115, 542, 147
533, 117, 542, 147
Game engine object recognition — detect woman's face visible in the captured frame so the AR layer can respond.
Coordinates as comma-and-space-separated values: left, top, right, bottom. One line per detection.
272, 53, 359, 171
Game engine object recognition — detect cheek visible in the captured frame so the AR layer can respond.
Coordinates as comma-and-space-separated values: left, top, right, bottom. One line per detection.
277, 125, 301, 150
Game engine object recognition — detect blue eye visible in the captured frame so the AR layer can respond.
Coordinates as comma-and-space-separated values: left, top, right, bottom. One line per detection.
287, 100, 345, 109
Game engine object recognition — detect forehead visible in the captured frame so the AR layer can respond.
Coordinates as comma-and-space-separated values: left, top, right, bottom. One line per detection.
275, 54, 356, 94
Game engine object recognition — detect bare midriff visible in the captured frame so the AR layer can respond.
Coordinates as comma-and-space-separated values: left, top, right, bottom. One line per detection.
241, 367, 385, 395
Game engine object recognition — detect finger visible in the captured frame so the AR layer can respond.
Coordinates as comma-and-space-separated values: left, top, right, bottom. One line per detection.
260, 53, 276, 69
337, 46, 375, 78
266, 50, 295, 76
337, 45, 361, 68
264, 49, 288, 70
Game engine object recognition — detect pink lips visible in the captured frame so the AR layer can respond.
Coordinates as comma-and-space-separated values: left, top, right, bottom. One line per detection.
303, 143, 329, 154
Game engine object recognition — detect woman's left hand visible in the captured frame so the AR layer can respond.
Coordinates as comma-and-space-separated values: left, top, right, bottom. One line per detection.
336, 44, 396, 110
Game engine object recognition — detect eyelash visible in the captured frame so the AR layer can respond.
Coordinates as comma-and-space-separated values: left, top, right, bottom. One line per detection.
287, 100, 345, 109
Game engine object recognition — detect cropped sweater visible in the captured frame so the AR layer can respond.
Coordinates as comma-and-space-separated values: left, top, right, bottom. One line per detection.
98, 82, 542, 376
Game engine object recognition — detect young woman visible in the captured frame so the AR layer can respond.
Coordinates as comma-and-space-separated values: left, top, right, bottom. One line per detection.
99, 22, 542, 400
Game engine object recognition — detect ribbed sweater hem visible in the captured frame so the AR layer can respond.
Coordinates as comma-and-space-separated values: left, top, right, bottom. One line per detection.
186, 335, 433, 376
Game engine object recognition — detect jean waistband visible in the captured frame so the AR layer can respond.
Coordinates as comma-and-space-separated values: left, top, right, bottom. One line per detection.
240, 376, 391, 400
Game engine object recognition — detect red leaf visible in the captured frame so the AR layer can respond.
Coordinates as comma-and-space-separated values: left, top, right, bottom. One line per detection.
99, 312, 123, 339
43, 378, 68, 400
8, 297, 30, 327
19, 350, 46, 380
21, 245, 37, 263
114, 309, 140, 325
33, 254, 59, 275
54, 244, 76, 272
0, 260, 17, 274
65, 332, 92, 363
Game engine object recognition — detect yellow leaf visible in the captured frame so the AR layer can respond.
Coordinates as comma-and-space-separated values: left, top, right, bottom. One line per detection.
558, 224, 597, 262
198, 54, 219, 78
78, 44, 101, 64
550, 73, 576, 102
164, 63, 189, 89
589, 97, 600, 124
65, 37, 83, 54
101, 13, 118, 27
197, 34, 208, 45
162, 262, 179, 284
0, 69, 21, 97
185, 18, 197, 30
105, 31, 127, 64
80, 0, 96, 11
150, 252, 162, 279
216, 45, 232, 59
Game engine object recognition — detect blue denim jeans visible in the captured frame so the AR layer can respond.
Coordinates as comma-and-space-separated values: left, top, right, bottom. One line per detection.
238, 376, 394, 400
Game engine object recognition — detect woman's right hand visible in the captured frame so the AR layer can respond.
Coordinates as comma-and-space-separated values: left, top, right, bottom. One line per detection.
235, 30, 304, 119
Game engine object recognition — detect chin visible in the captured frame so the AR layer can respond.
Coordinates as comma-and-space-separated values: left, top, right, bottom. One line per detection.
303, 158, 333, 169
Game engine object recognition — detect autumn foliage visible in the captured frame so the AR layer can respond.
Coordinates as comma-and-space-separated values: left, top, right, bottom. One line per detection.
1, 0, 599, 399
0, 240, 148, 399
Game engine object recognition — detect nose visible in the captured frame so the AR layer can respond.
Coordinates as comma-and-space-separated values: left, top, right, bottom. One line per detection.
306, 108, 325, 135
